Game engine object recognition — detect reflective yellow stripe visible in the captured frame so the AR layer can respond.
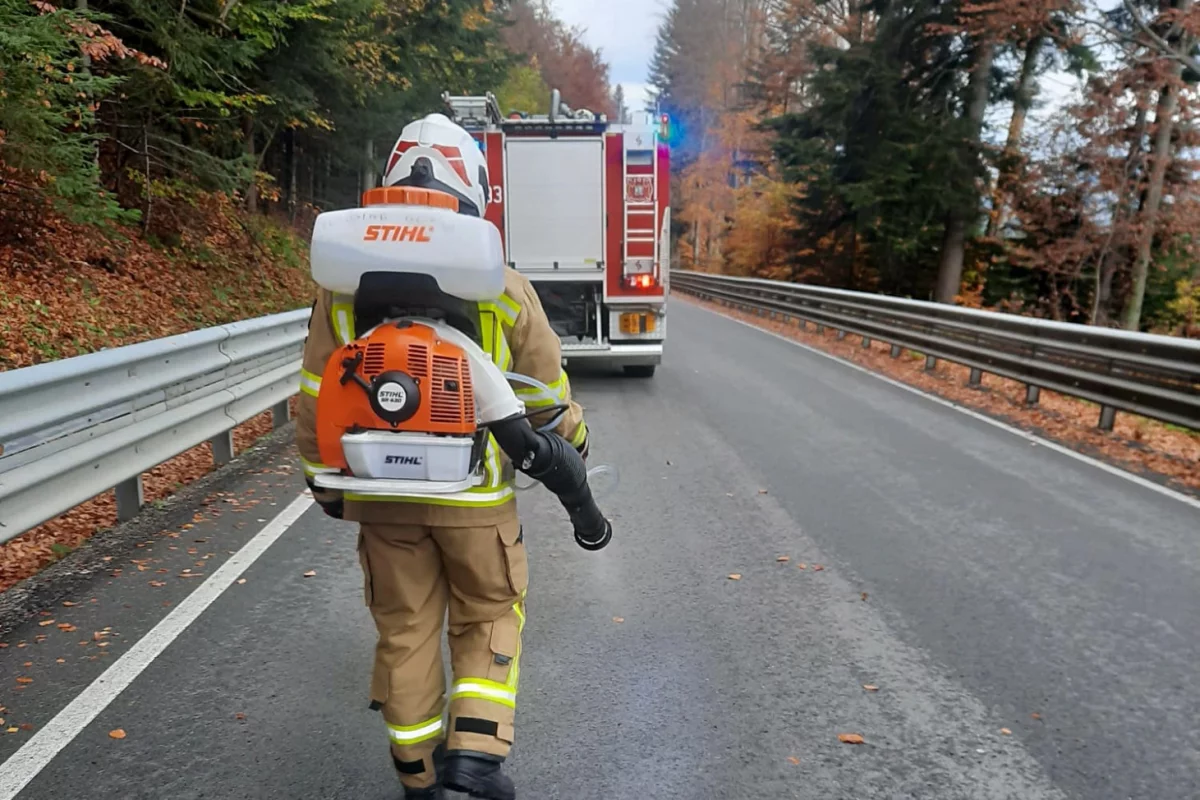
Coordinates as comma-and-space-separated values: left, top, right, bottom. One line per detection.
508, 597, 526, 693
451, 679, 516, 709
485, 295, 520, 327
345, 486, 515, 507
299, 368, 322, 398
569, 419, 588, 448
301, 456, 338, 478
387, 715, 444, 745
514, 369, 569, 408
331, 294, 354, 345
495, 330, 513, 372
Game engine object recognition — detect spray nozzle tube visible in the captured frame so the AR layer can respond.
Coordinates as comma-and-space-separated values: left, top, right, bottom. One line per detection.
486, 411, 612, 552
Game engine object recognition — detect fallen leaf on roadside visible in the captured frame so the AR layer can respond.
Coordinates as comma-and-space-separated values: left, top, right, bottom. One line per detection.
613, 617, 624, 624
787, 756, 800, 765
56, 659, 65, 664
235, 713, 246, 721
837, 733, 865, 744
62, 601, 77, 607
303, 570, 317, 578
38, 620, 55, 627
6, 728, 17, 734
797, 563, 807, 570
22, 662, 31, 667
109, 729, 126, 740
813, 564, 825, 571
179, 573, 204, 579
863, 684, 878, 692
861, 592, 868, 601
16, 677, 32, 684
727, 573, 742, 581
20, 724, 32, 731
1031, 713, 1041, 720
776, 555, 790, 563
237, 578, 247, 585
1000, 728, 1012, 735
149, 581, 166, 588
758, 489, 769, 494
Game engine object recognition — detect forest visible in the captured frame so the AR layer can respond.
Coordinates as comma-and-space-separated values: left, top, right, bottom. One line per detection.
0, 0, 614, 368
648, 0, 1200, 334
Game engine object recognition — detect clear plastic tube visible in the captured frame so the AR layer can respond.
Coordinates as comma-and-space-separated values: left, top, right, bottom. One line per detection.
503, 371, 565, 433
503, 371, 619, 500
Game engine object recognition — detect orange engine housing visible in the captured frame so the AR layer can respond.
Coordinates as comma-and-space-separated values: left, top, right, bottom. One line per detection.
316, 321, 477, 471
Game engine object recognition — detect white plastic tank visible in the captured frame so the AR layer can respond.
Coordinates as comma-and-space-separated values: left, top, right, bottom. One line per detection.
311, 188, 505, 302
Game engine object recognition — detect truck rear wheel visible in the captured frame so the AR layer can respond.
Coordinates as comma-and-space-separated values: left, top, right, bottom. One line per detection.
623, 365, 657, 378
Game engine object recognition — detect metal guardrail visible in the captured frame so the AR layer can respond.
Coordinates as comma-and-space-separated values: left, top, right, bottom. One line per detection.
0, 309, 312, 543
673, 270, 1200, 432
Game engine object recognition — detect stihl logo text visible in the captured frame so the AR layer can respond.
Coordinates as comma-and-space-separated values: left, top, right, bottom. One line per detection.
364, 225, 432, 242
385, 455, 423, 466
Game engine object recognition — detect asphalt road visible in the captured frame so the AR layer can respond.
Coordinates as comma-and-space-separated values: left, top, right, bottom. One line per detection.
1, 300, 1197, 800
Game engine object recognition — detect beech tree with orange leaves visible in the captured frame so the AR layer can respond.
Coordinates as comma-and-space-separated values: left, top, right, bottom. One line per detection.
650, 0, 1200, 334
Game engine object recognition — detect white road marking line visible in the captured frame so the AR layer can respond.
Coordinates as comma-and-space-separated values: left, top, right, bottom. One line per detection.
0, 493, 315, 799
684, 299, 1200, 512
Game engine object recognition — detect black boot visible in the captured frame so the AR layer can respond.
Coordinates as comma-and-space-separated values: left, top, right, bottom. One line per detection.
441, 751, 515, 800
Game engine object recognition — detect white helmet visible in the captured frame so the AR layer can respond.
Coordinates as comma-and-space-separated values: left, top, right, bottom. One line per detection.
381, 113, 489, 217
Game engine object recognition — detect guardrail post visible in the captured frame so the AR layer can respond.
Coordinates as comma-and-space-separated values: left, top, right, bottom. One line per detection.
1099, 405, 1117, 432
816, 324, 825, 334
115, 476, 144, 523
1025, 385, 1040, 406
924, 356, 937, 371
211, 430, 235, 466
862, 337, 872, 348
836, 330, 847, 341
890, 344, 902, 358
968, 368, 983, 387
272, 399, 291, 430
799, 319, 807, 331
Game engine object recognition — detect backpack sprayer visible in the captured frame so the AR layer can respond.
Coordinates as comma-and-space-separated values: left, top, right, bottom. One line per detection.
307, 187, 612, 551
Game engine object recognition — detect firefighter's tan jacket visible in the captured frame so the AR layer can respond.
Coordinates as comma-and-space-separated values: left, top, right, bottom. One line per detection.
295, 267, 587, 527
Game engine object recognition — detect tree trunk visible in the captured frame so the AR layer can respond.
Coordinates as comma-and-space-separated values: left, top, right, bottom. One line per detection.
1091, 105, 1149, 325
244, 115, 257, 214
986, 35, 1042, 238
362, 138, 376, 200
286, 129, 298, 222
141, 117, 152, 233
935, 39, 994, 304
1122, 80, 1181, 330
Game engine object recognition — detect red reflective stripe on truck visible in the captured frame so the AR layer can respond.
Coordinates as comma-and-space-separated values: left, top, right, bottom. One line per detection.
605, 132, 627, 299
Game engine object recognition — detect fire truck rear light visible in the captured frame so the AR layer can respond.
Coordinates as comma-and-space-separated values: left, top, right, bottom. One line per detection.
626, 274, 658, 290
619, 312, 657, 334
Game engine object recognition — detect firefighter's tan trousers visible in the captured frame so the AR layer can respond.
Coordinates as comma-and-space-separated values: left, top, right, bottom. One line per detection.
358, 516, 528, 791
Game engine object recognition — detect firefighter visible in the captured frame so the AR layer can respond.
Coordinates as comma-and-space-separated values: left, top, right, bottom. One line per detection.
294, 113, 589, 800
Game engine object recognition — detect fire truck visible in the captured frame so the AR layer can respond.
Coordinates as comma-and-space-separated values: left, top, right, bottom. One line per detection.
441, 90, 671, 378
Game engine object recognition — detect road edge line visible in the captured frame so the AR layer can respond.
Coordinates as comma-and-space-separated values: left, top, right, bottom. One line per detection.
0, 492, 315, 799
683, 298, 1200, 512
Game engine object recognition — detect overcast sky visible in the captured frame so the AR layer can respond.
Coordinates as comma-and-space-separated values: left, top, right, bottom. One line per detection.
550, 0, 668, 112
548, 0, 1086, 143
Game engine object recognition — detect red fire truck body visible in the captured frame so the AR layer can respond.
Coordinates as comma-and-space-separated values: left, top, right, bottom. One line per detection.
443, 91, 670, 378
